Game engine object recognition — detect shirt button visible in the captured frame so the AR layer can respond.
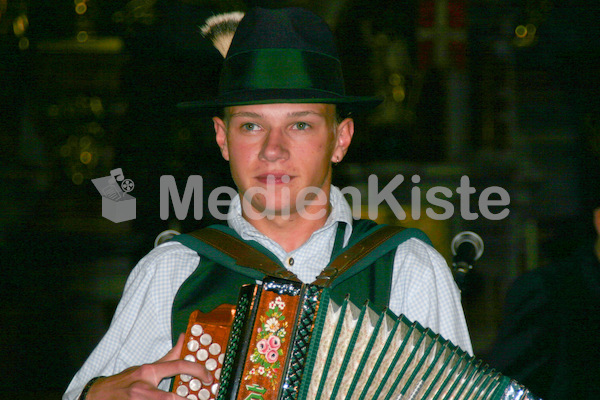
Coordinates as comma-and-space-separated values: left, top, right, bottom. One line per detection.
286, 256, 294, 267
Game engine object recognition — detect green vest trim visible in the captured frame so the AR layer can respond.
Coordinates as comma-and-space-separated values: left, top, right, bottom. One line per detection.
170, 220, 431, 345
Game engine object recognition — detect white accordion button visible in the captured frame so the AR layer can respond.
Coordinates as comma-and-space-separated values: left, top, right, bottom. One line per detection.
198, 388, 210, 400
215, 368, 221, 380
208, 343, 221, 355
197, 349, 209, 361
218, 353, 225, 364
187, 395, 198, 400
187, 339, 200, 352
176, 385, 189, 397
184, 354, 196, 363
205, 358, 218, 371
191, 324, 203, 336
211, 383, 219, 395
200, 333, 212, 346
180, 374, 192, 382
189, 378, 201, 391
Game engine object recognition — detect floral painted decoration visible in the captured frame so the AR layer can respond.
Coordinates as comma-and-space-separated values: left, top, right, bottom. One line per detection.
245, 296, 289, 389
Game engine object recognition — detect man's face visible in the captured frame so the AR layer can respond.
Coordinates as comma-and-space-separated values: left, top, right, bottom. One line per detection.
213, 103, 354, 219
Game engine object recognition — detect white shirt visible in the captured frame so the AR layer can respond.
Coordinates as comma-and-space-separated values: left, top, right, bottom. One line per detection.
63, 186, 472, 399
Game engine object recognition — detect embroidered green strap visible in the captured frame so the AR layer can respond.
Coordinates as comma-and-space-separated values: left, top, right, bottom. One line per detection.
188, 227, 300, 282
180, 223, 410, 289
313, 225, 405, 286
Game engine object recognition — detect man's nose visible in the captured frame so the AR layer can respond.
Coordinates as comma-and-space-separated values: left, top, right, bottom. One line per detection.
258, 128, 289, 162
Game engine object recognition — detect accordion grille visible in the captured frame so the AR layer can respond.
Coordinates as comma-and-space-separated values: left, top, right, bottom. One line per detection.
280, 284, 322, 400
176, 279, 540, 400
217, 288, 254, 400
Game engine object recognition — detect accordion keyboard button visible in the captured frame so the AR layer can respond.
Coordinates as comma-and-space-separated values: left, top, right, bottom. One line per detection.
176, 385, 189, 397
208, 343, 221, 355
211, 383, 219, 395
187, 339, 200, 352
200, 333, 212, 346
180, 374, 192, 382
197, 349, 209, 361
184, 354, 196, 363
215, 368, 221, 380
191, 324, 203, 336
187, 395, 198, 400
218, 354, 225, 364
199, 388, 210, 400
189, 378, 201, 391
205, 358, 218, 371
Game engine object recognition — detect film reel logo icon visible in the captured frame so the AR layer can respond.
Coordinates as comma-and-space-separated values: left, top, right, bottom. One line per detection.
92, 167, 136, 223
121, 178, 135, 193
109, 168, 134, 193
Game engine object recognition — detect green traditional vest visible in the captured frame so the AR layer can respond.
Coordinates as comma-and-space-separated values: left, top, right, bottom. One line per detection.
170, 220, 431, 344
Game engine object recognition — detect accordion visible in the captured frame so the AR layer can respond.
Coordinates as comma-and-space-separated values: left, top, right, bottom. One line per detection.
172, 277, 538, 400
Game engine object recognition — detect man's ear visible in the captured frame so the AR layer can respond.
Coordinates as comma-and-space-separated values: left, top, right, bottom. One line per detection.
214, 116, 229, 161
331, 117, 354, 163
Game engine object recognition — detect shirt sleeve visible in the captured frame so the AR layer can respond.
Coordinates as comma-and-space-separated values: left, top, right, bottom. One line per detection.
62, 242, 200, 400
388, 237, 473, 355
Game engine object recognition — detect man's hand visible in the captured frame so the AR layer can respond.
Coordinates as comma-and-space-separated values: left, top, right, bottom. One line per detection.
85, 334, 213, 399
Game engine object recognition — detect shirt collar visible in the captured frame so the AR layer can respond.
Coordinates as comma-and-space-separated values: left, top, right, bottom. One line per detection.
227, 185, 354, 246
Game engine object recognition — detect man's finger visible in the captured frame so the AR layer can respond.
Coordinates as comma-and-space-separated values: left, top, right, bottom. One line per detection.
143, 334, 212, 385
144, 359, 214, 387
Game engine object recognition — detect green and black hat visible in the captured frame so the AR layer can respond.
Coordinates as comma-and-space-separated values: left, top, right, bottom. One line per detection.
178, 7, 382, 112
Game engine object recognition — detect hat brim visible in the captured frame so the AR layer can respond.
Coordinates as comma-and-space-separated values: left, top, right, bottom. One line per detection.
177, 89, 382, 114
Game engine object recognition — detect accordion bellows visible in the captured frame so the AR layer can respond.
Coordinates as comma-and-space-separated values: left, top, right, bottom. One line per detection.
173, 278, 538, 400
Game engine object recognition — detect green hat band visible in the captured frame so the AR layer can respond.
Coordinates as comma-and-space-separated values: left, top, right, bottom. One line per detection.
177, 8, 382, 111
219, 48, 345, 96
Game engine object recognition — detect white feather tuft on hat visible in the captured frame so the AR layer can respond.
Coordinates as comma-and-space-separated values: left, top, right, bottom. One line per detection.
201, 11, 245, 58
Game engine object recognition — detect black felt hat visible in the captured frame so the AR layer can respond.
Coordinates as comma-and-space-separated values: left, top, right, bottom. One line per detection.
178, 7, 382, 112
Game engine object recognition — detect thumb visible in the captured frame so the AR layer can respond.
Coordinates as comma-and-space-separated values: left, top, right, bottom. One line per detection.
159, 333, 186, 363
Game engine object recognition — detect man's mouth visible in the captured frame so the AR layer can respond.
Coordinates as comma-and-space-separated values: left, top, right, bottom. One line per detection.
255, 173, 292, 184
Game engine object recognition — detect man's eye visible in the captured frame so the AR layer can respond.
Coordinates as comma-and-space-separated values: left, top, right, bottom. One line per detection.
242, 123, 260, 131
293, 122, 310, 130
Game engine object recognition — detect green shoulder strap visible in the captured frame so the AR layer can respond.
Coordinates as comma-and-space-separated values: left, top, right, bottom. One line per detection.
170, 224, 290, 342
170, 221, 432, 342
172, 221, 430, 288
324, 220, 432, 306
174, 224, 299, 282
327, 224, 432, 287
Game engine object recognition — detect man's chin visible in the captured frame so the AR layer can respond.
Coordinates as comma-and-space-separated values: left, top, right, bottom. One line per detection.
240, 198, 293, 221
239, 190, 329, 221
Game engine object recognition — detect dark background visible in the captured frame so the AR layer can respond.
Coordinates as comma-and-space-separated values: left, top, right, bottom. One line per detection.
1, 0, 598, 398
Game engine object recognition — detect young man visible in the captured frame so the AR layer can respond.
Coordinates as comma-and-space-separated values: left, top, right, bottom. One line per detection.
64, 7, 471, 399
